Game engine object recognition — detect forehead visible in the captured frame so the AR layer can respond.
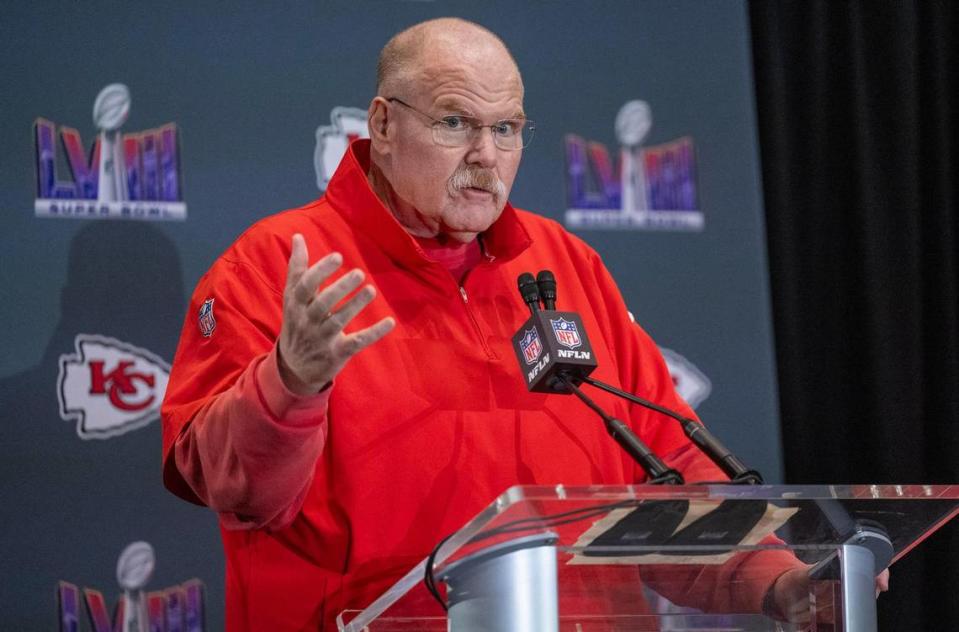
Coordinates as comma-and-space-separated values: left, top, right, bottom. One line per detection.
411, 41, 525, 116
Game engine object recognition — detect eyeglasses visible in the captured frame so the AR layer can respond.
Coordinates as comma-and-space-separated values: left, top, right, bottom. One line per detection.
387, 97, 535, 150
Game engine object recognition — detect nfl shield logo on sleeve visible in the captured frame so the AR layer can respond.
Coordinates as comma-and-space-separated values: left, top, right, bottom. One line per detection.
550, 317, 582, 349
198, 298, 216, 337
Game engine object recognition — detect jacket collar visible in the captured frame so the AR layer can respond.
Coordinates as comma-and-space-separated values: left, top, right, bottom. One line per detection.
324, 139, 532, 268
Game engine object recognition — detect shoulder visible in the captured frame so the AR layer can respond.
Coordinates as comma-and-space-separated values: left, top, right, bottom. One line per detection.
227, 198, 339, 260
204, 197, 342, 294
511, 206, 601, 263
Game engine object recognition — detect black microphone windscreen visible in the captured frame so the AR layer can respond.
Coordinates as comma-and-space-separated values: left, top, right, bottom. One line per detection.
536, 270, 557, 309
517, 272, 541, 309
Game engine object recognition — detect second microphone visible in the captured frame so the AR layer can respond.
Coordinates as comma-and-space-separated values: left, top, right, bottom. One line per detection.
511, 271, 598, 392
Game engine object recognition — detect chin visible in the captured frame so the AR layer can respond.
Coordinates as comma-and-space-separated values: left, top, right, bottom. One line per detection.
445, 230, 481, 244
445, 222, 494, 243
446, 207, 502, 234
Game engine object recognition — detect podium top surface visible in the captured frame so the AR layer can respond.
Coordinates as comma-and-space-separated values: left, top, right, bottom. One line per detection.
439, 483, 959, 562
338, 484, 959, 630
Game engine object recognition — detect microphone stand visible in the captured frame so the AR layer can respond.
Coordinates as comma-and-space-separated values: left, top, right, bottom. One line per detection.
579, 375, 764, 485
556, 374, 684, 485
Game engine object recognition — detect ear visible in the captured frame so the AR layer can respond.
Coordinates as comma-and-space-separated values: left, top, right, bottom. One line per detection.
368, 97, 391, 149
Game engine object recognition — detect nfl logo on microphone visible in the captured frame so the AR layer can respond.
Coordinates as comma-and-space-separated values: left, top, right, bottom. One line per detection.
520, 328, 543, 365
551, 318, 582, 349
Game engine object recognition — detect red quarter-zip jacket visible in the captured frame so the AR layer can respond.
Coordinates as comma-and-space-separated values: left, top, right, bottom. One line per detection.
161, 140, 800, 630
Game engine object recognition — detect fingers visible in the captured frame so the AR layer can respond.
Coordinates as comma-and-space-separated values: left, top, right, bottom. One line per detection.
279, 234, 395, 390
285, 234, 309, 293
320, 285, 377, 330
307, 269, 366, 321
283, 236, 381, 330
294, 252, 344, 305
876, 568, 890, 596
287, 233, 341, 304
337, 317, 396, 357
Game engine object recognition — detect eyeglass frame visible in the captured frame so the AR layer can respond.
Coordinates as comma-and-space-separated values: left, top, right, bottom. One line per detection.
385, 97, 535, 150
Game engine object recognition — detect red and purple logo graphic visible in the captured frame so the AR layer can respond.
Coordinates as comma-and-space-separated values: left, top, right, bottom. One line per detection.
33, 83, 186, 221
550, 318, 582, 349
520, 328, 543, 365
564, 100, 701, 231
57, 334, 170, 439
58, 541, 205, 632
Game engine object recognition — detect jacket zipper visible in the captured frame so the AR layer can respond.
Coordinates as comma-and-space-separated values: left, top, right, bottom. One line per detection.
457, 272, 497, 360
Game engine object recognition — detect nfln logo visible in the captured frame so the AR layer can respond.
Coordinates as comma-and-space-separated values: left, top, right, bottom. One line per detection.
57, 334, 170, 439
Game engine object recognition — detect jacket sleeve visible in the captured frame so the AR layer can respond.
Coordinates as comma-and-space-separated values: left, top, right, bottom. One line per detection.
161, 255, 329, 531
583, 249, 807, 614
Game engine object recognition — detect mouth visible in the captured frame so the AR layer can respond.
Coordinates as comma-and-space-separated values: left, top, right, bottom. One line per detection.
459, 186, 495, 200
447, 166, 505, 203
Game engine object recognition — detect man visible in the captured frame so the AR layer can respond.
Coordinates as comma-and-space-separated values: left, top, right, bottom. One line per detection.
162, 17, 815, 631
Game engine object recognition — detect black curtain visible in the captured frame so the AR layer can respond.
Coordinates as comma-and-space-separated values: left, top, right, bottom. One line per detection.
750, 1, 959, 628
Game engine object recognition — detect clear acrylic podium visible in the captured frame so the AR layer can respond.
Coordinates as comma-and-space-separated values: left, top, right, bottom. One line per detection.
337, 484, 959, 631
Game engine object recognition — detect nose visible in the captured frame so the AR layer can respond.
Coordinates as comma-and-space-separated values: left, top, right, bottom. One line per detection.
464, 126, 498, 168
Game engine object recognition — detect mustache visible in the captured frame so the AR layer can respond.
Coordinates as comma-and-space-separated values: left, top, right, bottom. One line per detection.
447, 166, 507, 200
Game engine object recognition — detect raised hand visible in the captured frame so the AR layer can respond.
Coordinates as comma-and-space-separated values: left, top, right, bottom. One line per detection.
277, 234, 395, 395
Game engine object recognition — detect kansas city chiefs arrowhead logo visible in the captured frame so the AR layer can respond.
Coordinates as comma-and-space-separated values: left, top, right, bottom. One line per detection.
660, 347, 712, 409
628, 311, 712, 410
314, 106, 368, 191
57, 334, 170, 439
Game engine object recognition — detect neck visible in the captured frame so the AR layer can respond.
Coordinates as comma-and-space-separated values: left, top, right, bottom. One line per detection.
366, 161, 479, 244
413, 234, 484, 283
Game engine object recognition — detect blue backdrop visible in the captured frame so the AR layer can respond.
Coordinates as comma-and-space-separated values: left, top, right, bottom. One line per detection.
0, 2, 781, 628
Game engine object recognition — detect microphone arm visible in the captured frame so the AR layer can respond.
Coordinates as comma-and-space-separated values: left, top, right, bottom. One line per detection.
556, 374, 684, 485
580, 375, 764, 485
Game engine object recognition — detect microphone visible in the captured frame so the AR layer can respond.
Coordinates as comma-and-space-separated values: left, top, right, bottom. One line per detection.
536, 270, 557, 310
511, 270, 764, 485
511, 270, 682, 484
517, 272, 541, 315
512, 272, 597, 392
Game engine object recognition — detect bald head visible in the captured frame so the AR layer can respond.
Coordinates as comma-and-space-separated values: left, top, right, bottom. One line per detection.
376, 18, 523, 98
366, 18, 527, 243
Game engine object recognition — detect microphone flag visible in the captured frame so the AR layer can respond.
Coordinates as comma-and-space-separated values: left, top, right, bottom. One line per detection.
511, 310, 598, 392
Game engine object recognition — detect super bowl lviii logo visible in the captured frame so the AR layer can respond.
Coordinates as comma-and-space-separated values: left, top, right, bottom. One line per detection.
58, 334, 170, 439
565, 100, 702, 231
59, 541, 205, 632
34, 83, 186, 221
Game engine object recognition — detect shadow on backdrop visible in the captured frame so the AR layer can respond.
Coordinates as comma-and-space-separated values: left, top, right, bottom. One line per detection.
0, 221, 223, 629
